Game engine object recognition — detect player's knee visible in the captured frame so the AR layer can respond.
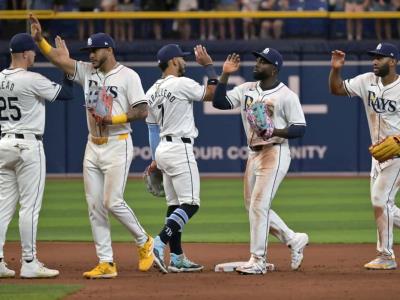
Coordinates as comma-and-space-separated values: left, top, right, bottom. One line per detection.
371, 194, 386, 207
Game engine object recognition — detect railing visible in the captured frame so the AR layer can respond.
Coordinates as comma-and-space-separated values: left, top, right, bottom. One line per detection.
0, 10, 399, 20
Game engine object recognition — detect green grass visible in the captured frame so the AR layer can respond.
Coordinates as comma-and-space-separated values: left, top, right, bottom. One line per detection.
5, 177, 393, 243
0, 284, 82, 300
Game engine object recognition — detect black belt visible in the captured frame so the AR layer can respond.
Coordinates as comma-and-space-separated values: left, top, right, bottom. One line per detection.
249, 143, 279, 152
165, 135, 191, 144
1, 133, 43, 141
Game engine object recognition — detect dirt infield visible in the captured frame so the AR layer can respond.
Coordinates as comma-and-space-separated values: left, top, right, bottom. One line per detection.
2, 242, 400, 300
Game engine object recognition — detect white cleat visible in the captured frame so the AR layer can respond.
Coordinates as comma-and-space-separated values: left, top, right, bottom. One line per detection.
20, 259, 59, 279
289, 232, 309, 270
0, 261, 16, 278
236, 255, 267, 275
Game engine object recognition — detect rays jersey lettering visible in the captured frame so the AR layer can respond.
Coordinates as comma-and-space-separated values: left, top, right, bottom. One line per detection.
145, 75, 205, 139
0, 68, 61, 135
226, 81, 305, 146
367, 90, 396, 113
344, 72, 400, 143
68, 61, 146, 136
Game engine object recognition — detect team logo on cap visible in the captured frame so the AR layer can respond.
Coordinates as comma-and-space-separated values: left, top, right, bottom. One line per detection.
87, 38, 92, 46
104, 42, 108, 46
377, 43, 382, 50
263, 48, 270, 54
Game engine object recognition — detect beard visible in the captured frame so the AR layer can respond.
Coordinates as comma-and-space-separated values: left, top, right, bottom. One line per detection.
253, 70, 268, 80
374, 64, 390, 77
178, 65, 186, 77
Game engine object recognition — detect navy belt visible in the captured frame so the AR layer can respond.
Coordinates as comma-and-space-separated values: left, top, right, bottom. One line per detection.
165, 135, 191, 144
1, 133, 43, 141
249, 143, 278, 151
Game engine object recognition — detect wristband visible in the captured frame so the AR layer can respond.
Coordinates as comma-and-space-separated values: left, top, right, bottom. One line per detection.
207, 78, 219, 85
38, 38, 52, 55
112, 114, 128, 124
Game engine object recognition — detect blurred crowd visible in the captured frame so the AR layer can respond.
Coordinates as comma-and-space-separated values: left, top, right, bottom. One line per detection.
0, 0, 399, 41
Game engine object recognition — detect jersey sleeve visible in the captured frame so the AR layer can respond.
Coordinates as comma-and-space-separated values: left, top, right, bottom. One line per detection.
343, 73, 371, 98
127, 70, 147, 107
176, 77, 205, 102
67, 61, 92, 86
30, 73, 62, 102
283, 91, 306, 126
226, 83, 245, 109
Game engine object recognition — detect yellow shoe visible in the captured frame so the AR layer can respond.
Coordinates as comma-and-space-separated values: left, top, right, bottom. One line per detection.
138, 235, 155, 271
83, 262, 117, 279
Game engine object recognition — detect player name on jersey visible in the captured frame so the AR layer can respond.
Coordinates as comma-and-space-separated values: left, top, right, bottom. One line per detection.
0, 80, 15, 91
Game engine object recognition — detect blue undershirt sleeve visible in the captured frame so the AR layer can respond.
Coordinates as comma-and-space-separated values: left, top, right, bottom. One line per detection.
55, 76, 74, 101
287, 124, 306, 139
148, 123, 160, 160
212, 83, 232, 110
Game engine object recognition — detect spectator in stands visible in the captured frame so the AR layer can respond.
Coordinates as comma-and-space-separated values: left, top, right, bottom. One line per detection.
116, 0, 135, 42
177, 0, 198, 40
394, 0, 400, 38
344, 0, 368, 41
101, 0, 118, 37
141, 0, 177, 40
216, 0, 239, 40
0, 0, 7, 9
370, 0, 393, 40
241, 0, 260, 40
258, 0, 288, 39
198, 0, 217, 40
78, 0, 98, 41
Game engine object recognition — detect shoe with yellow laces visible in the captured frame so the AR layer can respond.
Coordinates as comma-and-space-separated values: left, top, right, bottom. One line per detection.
137, 235, 155, 272
83, 262, 117, 279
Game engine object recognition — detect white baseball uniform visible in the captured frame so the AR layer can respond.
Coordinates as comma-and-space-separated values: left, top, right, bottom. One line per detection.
68, 61, 148, 262
225, 81, 306, 258
0, 68, 61, 261
344, 72, 400, 257
146, 75, 205, 207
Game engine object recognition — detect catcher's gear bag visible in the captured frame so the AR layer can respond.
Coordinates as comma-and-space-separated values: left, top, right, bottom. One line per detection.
143, 165, 165, 197
369, 135, 400, 163
246, 101, 274, 140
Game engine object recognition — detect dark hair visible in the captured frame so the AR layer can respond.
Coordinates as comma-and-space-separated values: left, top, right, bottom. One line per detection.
158, 61, 169, 72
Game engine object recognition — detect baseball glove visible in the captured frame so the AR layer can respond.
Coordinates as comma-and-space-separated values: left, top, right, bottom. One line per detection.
246, 101, 274, 140
86, 87, 113, 123
369, 135, 400, 163
143, 165, 165, 197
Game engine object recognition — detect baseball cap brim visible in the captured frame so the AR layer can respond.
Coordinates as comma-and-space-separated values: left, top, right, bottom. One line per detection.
367, 50, 390, 57
80, 46, 113, 51
252, 51, 274, 65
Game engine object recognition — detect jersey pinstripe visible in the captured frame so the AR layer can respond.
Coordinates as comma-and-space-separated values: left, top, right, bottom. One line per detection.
0, 68, 61, 135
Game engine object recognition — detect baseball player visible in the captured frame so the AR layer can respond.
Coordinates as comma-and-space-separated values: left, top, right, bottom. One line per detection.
329, 43, 400, 270
212, 48, 309, 275
29, 15, 154, 278
0, 33, 73, 278
146, 44, 218, 273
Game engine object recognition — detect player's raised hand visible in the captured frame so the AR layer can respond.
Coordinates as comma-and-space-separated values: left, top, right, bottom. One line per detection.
194, 45, 213, 66
331, 50, 346, 69
29, 13, 43, 42
55, 35, 70, 58
223, 53, 240, 74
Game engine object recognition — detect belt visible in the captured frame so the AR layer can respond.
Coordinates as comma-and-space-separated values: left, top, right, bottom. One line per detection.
165, 135, 192, 144
1, 133, 43, 141
249, 143, 279, 152
90, 133, 129, 145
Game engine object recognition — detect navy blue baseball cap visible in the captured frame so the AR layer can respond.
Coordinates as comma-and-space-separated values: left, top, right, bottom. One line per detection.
367, 43, 399, 60
9, 33, 36, 53
252, 47, 283, 71
157, 44, 191, 64
80, 32, 116, 51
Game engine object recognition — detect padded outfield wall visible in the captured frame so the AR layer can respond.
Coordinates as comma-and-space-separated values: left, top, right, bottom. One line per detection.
1, 40, 398, 175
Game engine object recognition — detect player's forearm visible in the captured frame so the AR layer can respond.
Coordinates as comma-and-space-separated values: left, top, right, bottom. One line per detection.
273, 125, 306, 139
127, 102, 148, 122
212, 83, 233, 110
329, 68, 346, 95
36, 38, 76, 76
219, 72, 230, 84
